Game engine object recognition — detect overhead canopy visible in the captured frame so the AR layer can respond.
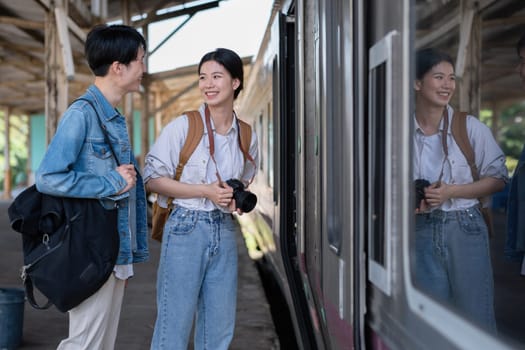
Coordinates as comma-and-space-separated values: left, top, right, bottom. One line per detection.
415, 0, 525, 108
1, 0, 525, 119
0, 0, 228, 115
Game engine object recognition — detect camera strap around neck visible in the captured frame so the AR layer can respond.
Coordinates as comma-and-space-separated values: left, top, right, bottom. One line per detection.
204, 105, 223, 183
438, 107, 450, 184
204, 104, 256, 185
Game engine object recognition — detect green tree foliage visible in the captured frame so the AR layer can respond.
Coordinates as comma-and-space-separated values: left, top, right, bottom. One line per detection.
0, 110, 29, 192
499, 104, 525, 157
494, 102, 525, 175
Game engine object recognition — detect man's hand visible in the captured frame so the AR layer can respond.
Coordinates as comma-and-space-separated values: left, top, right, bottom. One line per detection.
116, 164, 137, 194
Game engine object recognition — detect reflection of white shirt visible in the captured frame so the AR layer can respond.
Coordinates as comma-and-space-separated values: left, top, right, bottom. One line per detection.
144, 104, 258, 212
413, 105, 508, 211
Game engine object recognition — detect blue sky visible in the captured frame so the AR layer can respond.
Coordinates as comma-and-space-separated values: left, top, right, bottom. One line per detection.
147, 0, 273, 73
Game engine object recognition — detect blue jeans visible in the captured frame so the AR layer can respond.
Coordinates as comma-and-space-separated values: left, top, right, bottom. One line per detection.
150, 207, 239, 350
414, 206, 496, 332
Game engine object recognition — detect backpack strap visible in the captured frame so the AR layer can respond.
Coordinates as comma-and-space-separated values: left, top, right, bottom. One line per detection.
236, 118, 256, 184
450, 110, 495, 236
175, 111, 203, 181
165, 110, 254, 208
175, 109, 251, 178
451, 111, 479, 181
75, 98, 121, 166
166, 110, 203, 209
237, 118, 254, 163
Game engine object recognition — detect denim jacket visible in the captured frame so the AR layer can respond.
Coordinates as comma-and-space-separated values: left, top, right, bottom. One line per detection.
35, 85, 149, 265
506, 145, 525, 261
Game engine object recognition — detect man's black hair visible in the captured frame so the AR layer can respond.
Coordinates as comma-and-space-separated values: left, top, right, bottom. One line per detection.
85, 24, 146, 77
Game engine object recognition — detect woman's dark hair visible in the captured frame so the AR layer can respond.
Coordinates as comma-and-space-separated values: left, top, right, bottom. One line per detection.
85, 24, 146, 77
415, 47, 454, 80
198, 48, 244, 99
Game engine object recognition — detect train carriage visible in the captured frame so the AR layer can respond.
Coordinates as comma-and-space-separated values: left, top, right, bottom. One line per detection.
236, 0, 525, 349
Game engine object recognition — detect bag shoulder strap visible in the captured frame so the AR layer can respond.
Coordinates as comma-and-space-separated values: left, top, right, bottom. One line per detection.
174, 110, 203, 181
24, 274, 53, 310
450, 110, 489, 209
237, 118, 257, 185
165, 111, 254, 208
74, 98, 121, 166
165, 111, 203, 209
175, 111, 252, 178
237, 118, 253, 162
451, 111, 479, 181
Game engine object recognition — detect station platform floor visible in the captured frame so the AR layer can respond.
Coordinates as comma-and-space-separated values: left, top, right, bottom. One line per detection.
0, 199, 280, 350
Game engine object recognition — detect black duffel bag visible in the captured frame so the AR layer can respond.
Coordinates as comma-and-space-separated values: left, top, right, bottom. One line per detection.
8, 184, 119, 312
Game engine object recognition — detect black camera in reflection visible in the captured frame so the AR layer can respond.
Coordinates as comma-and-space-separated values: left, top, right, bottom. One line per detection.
414, 179, 431, 209
226, 179, 257, 213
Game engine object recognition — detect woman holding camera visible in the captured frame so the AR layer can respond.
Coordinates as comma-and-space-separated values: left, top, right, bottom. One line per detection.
144, 48, 258, 350
413, 48, 507, 331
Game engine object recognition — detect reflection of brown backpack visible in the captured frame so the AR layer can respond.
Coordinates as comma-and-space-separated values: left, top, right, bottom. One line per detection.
150, 111, 253, 242
451, 111, 495, 237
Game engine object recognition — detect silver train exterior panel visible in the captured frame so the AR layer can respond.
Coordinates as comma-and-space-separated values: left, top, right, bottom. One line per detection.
236, 1, 525, 349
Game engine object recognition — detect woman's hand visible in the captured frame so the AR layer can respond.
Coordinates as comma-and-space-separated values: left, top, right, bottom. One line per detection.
423, 177, 505, 208
423, 181, 450, 207
415, 198, 431, 213
207, 181, 234, 208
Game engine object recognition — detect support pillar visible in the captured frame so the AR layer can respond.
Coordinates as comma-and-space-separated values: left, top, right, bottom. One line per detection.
44, 0, 69, 144
457, 0, 481, 117
3, 107, 11, 199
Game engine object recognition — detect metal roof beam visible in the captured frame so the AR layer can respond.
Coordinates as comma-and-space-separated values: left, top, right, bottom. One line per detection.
151, 80, 198, 115
0, 16, 44, 30
132, 0, 220, 27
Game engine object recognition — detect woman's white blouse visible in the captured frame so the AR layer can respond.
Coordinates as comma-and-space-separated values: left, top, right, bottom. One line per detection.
413, 105, 508, 211
144, 104, 258, 212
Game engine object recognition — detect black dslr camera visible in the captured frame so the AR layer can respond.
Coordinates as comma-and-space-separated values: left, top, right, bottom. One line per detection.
226, 179, 257, 213
414, 179, 431, 209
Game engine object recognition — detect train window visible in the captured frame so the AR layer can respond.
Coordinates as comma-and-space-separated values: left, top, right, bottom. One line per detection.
367, 31, 397, 296
268, 99, 274, 190
406, 1, 525, 347
258, 113, 264, 172
369, 62, 387, 264
270, 57, 278, 198
322, 0, 344, 255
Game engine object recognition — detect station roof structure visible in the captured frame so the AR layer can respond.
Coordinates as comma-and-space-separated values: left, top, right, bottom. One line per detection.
1, 0, 525, 198
1, 0, 525, 125
0, 0, 254, 125
415, 0, 525, 109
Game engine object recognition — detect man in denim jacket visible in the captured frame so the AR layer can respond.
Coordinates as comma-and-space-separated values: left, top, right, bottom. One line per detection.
35, 24, 149, 350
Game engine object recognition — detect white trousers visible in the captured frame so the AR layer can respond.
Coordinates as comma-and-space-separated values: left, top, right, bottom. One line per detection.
57, 274, 126, 350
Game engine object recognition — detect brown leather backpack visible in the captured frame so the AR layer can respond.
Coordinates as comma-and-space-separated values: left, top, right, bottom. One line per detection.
150, 110, 252, 241
451, 111, 495, 237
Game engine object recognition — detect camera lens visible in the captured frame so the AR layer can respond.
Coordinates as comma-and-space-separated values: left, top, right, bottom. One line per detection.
226, 179, 257, 213
414, 179, 431, 209
235, 191, 257, 213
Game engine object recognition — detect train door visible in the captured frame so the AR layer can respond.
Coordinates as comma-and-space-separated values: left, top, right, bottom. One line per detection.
297, 0, 328, 347
405, 1, 525, 349
364, 0, 415, 348
365, 0, 525, 349
273, 5, 319, 349
318, 0, 358, 349
298, 0, 359, 348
